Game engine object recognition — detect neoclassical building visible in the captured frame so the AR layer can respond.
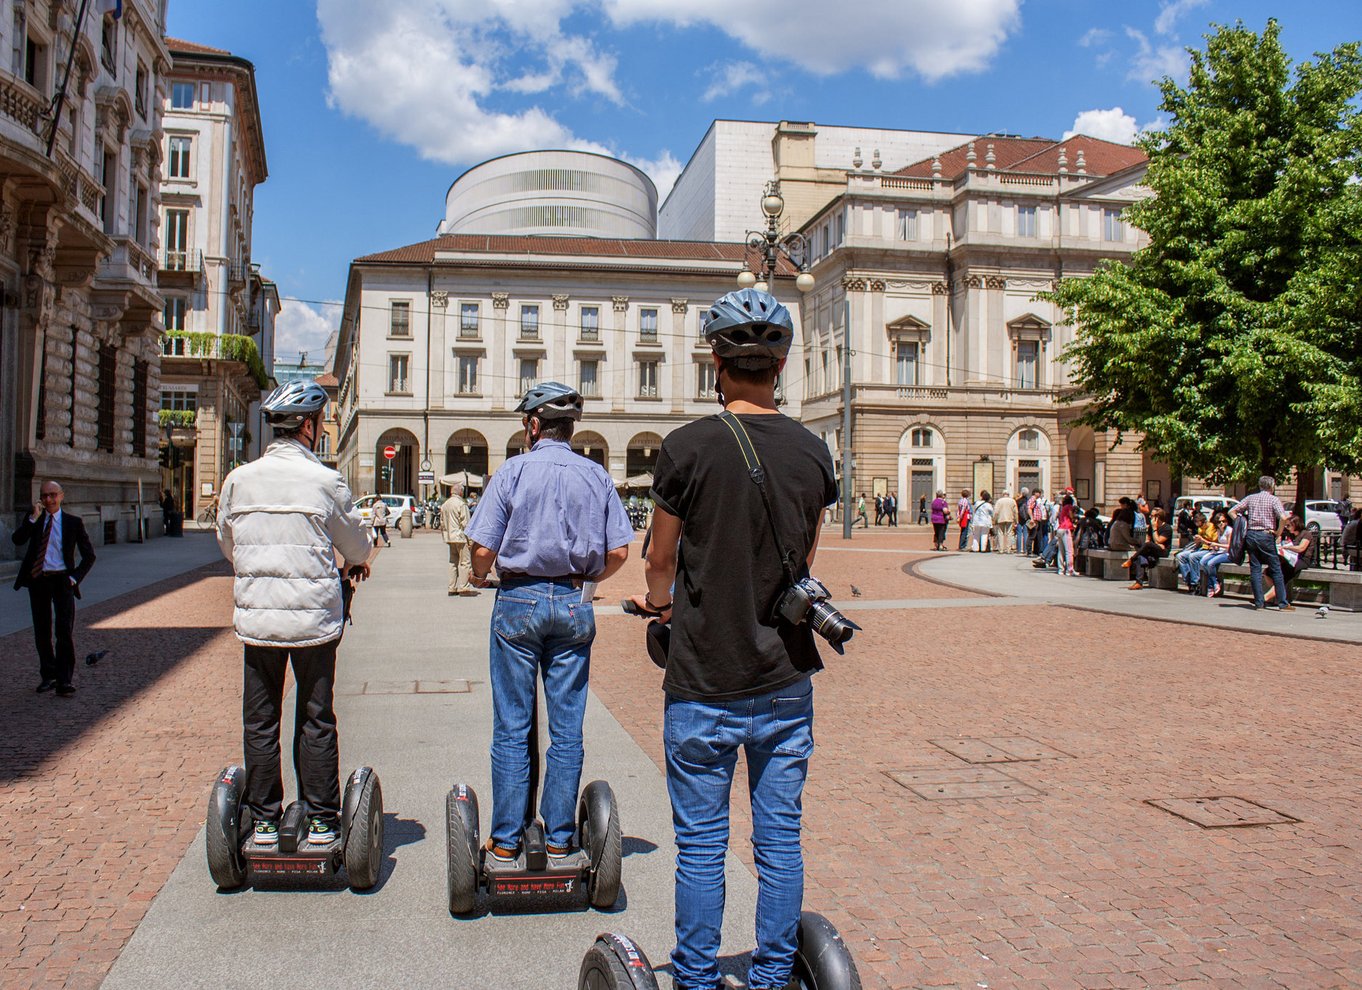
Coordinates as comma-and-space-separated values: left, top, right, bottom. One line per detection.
794, 134, 1162, 507
156, 38, 275, 520
0, 0, 169, 557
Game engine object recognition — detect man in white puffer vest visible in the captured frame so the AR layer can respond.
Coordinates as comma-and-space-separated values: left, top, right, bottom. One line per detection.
216, 380, 373, 849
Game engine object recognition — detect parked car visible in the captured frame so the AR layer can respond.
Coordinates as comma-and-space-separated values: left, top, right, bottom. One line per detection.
1283, 499, 1344, 534
356, 493, 417, 526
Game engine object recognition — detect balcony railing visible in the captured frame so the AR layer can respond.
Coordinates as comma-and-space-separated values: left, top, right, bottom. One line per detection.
228, 262, 248, 286
0, 75, 44, 136
161, 331, 269, 388
579, 326, 600, 342
162, 249, 204, 274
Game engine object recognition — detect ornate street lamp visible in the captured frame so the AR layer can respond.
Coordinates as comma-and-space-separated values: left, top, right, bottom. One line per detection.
739, 180, 816, 294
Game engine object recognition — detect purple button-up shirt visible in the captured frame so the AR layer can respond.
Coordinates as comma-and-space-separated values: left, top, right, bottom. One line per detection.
467, 439, 633, 577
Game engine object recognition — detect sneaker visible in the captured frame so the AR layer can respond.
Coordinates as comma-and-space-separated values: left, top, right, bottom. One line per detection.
1277, 605, 1295, 612
307, 817, 338, 845
254, 820, 279, 846
546, 842, 575, 860
55, 684, 75, 697
483, 838, 518, 863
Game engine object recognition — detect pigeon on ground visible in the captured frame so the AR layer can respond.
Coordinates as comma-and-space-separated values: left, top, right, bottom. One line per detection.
1316, 605, 1330, 619
85, 650, 108, 666
851, 585, 863, 598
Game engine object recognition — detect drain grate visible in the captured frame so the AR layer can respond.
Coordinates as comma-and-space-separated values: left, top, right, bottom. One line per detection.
341, 679, 474, 695
930, 736, 1071, 764
885, 766, 1042, 800
1146, 796, 1299, 829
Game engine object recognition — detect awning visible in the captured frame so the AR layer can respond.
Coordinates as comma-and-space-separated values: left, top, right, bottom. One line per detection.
438, 472, 484, 488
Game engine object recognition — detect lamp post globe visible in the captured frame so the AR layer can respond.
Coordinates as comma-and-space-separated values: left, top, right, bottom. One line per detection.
796, 272, 816, 293
761, 192, 784, 218
754, 280, 769, 293
737, 269, 757, 289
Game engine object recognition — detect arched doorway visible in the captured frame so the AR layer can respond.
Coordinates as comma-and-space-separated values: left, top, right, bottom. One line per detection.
626, 432, 663, 480
375, 427, 420, 496
572, 431, 608, 469
1006, 426, 1052, 497
897, 424, 944, 519
1066, 426, 1095, 506
445, 429, 489, 476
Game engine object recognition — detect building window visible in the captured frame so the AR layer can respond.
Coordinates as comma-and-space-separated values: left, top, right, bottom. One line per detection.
167, 135, 191, 179
519, 357, 539, 394
131, 359, 147, 456
1016, 340, 1039, 389
160, 387, 197, 411
389, 300, 410, 337
96, 344, 116, 453
895, 340, 919, 386
35, 347, 47, 441
640, 307, 658, 342
163, 296, 187, 336
133, 182, 147, 245
580, 305, 599, 341
164, 208, 188, 268
100, 16, 117, 76
910, 427, 935, 448
99, 146, 117, 233
517, 304, 537, 340
456, 354, 479, 394
897, 208, 918, 241
637, 360, 659, 398
317, 432, 331, 458
1017, 205, 1037, 238
1102, 208, 1124, 242
388, 354, 410, 393
135, 62, 148, 119
454, 301, 478, 337
23, 33, 47, 95
1019, 428, 1041, 450
579, 359, 599, 397
696, 361, 716, 400
171, 80, 194, 109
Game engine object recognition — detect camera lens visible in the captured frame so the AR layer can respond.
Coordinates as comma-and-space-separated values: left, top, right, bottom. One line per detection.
806, 600, 856, 645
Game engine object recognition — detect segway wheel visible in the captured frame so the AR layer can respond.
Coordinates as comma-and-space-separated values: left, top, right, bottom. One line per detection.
578, 780, 622, 909
577, 933, 660, 990
343, 771, 384, 891
790, 911, 862, 990
445, 784, 480, 915
205, 765, 247, 891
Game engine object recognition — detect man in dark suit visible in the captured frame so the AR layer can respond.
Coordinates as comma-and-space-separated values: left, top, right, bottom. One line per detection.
11, 481, 96, 696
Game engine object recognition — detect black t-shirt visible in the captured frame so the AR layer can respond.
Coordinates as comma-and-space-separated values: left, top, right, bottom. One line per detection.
650, 413, 839, 702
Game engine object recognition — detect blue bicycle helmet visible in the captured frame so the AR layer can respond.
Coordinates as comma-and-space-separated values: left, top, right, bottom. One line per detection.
515, 380, 584, 421
261, 379, 328, 431
702, 288, 794, 369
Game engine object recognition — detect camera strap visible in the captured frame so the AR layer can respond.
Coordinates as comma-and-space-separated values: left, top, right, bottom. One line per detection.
718, 412, 801, 588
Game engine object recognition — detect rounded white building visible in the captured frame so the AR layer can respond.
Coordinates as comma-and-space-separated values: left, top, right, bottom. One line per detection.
438, 150, 658, 239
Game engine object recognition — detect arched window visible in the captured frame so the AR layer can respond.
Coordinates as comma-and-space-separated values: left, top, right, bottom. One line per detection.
910, 427, 936, 448
1019, 429, 1040, 451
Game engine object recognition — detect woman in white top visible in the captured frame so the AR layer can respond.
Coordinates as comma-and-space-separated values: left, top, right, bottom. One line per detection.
970, 491, 995, 552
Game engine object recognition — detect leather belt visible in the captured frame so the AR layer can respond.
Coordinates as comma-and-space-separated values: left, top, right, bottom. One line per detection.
498, 572, 586, 586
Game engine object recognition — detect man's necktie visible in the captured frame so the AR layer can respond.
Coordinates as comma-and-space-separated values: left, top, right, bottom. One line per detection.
30, 515, 52, 580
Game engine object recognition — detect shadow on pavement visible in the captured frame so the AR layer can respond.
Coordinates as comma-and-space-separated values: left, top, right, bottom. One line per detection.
622, 835, 659, 857
0, 564, 232, 783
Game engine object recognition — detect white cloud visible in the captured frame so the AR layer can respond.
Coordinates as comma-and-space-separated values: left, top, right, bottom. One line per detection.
273, 300, 342, 369
1078, 27, 1112, 48
1125, 26, 1189, 83
1065, 107, 1139, 145
622, 151, 683, 205
1153, 0, 1208, 36
701, 61, 769, 103
603, 0, 1021, 81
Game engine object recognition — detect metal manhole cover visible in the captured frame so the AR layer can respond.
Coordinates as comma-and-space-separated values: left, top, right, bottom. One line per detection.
885, 767, 1042, 800
417, 679, 472, 694
339, 680, 474, 695
1146, 796, 1299, 828
930, 736, 1071, 764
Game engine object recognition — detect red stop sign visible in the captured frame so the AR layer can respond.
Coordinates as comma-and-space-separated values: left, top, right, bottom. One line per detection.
383, 445, 396, 461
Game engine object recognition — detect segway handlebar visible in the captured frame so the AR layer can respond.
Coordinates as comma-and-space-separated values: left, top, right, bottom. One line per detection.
620, 598, 664, 618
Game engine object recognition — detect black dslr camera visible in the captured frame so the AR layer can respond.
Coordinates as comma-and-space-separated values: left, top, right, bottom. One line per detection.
774, 576, 860, 654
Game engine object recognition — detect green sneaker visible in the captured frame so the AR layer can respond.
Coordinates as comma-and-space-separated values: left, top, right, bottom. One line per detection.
253, 820, 279, 846
307, 817, 338, 845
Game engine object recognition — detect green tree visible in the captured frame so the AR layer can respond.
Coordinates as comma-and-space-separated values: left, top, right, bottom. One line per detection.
1047, 20, 1362, 500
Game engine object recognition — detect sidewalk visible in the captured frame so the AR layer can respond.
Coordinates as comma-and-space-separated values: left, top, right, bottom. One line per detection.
0, 532, 224, 637
914, 549, 1362, 643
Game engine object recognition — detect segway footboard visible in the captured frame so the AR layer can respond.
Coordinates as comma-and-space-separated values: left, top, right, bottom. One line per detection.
244, 800, 340, 881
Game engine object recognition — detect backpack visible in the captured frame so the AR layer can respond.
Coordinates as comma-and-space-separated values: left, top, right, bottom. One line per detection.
1228, 514, 1249, 565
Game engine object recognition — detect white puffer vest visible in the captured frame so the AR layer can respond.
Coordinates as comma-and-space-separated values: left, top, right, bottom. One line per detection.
216, 439, 373, 647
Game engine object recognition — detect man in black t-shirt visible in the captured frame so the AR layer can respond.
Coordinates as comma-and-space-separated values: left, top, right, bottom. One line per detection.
629, 288, 837, 990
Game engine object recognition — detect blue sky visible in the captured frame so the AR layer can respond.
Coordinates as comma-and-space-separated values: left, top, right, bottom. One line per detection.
164, 1, 1359, 365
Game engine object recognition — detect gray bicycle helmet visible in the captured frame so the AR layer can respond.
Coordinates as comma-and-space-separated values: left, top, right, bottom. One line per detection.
262, 379, 328, 430
703, 288, 794, 369
515, 380, 583, 421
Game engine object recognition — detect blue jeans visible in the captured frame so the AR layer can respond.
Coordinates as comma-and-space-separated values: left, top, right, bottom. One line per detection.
1016, 522, 1031, 555
1036, 522, 1050, 556
488, 577, 594, 849
1244, 530, 1289, 608
1201, 551, 1230, 591
665, 677, 814, 990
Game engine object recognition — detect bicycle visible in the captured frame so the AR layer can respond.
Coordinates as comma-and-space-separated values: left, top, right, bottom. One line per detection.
197, 495, 220, 526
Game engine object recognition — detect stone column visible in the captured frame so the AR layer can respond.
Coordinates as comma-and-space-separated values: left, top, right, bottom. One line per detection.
429, 290, 448, 410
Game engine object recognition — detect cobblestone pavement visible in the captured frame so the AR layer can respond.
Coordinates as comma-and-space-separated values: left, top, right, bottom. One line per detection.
592, 529, 1362, 990
0, 563, 240, 990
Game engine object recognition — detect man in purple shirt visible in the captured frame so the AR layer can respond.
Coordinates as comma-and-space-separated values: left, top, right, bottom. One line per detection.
467, 381, 633, 866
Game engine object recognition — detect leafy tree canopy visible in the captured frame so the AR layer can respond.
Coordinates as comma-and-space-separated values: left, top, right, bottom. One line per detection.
1046, 20, 1362, 487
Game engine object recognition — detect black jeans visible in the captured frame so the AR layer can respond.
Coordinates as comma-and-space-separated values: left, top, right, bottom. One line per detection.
29, 573, 76, 685
242, 641, 342, 824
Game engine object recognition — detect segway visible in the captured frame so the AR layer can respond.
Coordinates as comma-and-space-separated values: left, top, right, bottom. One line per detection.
205, 765, 384, 892
445, 690, 622, 913
578, 932, 659, 989
787, 911, 863, 989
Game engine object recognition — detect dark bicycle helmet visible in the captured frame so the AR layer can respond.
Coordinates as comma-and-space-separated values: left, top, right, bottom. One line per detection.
703, 288, 794, 369
261, 379, 328, 430
515, 380, 584, 421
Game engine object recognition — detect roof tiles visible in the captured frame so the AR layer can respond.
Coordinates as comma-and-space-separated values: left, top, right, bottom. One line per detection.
355, 235, 797, 273
896, 134, 1146, 180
